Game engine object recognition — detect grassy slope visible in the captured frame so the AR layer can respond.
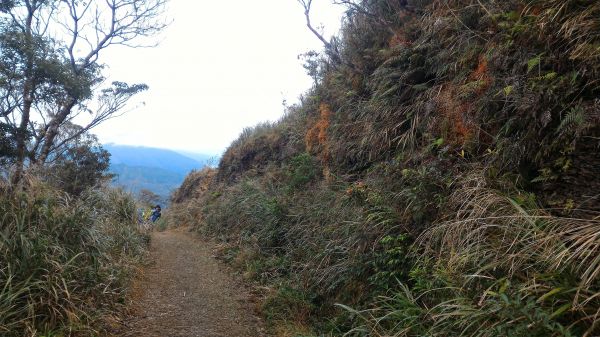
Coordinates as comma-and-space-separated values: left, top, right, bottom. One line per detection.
170, 1, 600, 336
0, 180, 148, 336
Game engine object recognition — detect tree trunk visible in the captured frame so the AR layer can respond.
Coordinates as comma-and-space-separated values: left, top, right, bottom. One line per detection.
12, 6, 35, 184
37, 98, 76, 163
12, 82, 34, 184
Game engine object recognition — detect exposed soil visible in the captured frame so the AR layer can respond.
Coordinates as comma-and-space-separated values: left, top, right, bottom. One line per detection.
119, 229, 264, 337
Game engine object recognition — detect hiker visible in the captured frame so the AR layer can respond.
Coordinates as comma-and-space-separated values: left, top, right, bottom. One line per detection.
150, 204, 162, 222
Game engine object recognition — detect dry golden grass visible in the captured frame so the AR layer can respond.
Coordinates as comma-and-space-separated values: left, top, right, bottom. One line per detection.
167, 0, 600, 335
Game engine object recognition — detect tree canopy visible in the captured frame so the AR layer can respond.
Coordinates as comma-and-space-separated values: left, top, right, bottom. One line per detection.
0, 0, 168, 182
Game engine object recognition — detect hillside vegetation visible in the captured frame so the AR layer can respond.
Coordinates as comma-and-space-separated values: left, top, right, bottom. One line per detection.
0, 0, 168, 334
169, 0, 600, 336
0, 178, 148, 336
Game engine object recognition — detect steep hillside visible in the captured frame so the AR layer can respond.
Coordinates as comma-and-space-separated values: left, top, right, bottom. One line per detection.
170, 1, 600, 336
105, 144, 209, 200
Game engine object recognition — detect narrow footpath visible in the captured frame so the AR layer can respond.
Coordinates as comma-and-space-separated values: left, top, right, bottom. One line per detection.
120, 229, 264, 337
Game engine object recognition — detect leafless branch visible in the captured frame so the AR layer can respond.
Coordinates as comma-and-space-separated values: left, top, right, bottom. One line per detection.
2, 0, 169, 180
298, 0, 332, 49
45, 82, 147, 157
297, 0, 345, 66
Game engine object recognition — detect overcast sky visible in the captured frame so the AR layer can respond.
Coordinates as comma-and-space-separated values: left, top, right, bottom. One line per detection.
89, 0, 344, 155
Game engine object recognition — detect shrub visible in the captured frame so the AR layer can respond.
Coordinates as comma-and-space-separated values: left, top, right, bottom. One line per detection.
286, 153, 319, 190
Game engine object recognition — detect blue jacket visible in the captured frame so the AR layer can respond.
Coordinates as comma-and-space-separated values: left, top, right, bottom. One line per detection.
150, 208, 161, 222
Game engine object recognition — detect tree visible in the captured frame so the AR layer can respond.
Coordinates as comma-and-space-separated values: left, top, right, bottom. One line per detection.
0, 122, 16, 166
42, 130, 111, 196
298, 50, 323, 86
0, 0, 168, 183
138, 188, 162, 207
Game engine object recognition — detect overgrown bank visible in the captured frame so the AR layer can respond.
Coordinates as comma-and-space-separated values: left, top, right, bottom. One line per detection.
0, 179, 148, 336
0, 0, 167, 334
170, 0, 600, 335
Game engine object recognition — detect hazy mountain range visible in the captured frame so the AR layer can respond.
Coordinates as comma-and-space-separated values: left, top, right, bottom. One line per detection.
104, 144, 216, 202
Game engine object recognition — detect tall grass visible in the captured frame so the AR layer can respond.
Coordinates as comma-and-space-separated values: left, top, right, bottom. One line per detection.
168, 0, 600, 335
0, 177, 148, 336
345, 170, 600, 336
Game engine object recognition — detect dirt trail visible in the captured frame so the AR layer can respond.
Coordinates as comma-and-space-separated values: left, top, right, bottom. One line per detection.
120, 230, 264, 337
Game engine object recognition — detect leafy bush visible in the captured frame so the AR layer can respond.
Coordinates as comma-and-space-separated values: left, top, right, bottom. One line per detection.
286, 153, 319, 190
40, 135, 111, 196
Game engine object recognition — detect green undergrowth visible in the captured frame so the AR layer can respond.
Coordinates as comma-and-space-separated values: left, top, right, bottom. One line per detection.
0, 179, 148, 336
170, 0, 600, 335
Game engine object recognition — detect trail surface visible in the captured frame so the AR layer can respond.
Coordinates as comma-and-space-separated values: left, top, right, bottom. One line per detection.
121, 229, 263, 337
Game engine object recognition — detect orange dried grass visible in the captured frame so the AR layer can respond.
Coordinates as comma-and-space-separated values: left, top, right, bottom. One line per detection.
305, 103, 332, 162
469, 55, 492, 93
388, 14, 416, 48
389, 30, 412, 47
305, 104, 333, 180
434, 55, 493, 146
435, 84, 474, 146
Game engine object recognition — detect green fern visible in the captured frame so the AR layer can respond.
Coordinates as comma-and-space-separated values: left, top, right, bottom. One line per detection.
557, 106, 586, 137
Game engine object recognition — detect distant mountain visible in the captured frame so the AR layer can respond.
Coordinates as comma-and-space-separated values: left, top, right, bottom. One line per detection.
104, 144, 203, 176
104, 144, 209, 201
109, 164, 184, 199
174, 150, 219, 167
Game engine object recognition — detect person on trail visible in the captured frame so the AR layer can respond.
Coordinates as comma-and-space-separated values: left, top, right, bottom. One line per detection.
150, 204, 162, 222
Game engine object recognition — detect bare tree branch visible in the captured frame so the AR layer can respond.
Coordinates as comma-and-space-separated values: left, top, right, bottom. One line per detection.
298, 0, 332, 49
297, 0, 346, 67
0, 0, 169, 181
44, 82, 148, 158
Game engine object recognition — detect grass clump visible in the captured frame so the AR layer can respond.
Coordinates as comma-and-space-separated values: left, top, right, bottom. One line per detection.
0, 178, 148, 336
346, 171, 600, 336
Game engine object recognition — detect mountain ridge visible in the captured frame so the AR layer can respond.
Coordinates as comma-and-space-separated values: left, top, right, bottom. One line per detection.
104, 144, 211, 201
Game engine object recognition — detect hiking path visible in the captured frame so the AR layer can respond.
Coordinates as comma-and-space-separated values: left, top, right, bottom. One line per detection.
120, 229, 264, 337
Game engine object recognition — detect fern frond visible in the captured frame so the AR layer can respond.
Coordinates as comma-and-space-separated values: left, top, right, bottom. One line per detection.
557, 105, 586, 137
